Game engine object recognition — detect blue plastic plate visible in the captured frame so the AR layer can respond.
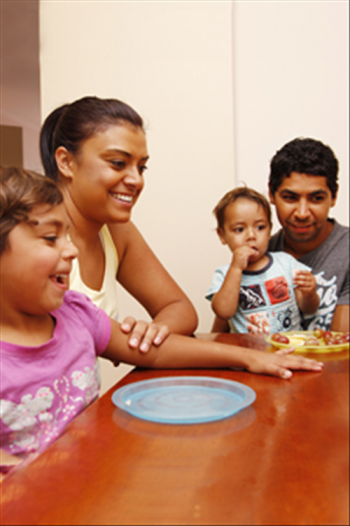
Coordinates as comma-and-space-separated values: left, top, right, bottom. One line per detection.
111, 376, 256, 424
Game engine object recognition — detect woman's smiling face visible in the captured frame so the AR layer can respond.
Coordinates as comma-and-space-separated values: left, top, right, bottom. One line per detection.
59, 123, 149, 227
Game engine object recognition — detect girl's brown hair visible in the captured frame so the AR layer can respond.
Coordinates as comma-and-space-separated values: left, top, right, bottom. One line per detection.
0, 166, 63, 254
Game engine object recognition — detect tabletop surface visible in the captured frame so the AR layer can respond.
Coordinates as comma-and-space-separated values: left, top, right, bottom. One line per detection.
1, 333, 349, 526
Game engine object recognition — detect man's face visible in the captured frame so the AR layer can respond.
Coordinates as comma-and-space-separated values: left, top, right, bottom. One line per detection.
269, 172, 336, 245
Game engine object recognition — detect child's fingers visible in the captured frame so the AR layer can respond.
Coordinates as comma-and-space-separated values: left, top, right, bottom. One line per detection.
247, 352, 323, 379
248, 360, 293, 379
283, 355, 324, 371
276, 347, 295, 355
271, 358, 323, 380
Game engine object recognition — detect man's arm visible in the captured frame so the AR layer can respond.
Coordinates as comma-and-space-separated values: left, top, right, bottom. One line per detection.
330, 304, 349, 332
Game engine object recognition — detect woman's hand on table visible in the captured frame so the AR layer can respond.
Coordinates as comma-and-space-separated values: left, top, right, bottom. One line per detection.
121, 317, 170, 353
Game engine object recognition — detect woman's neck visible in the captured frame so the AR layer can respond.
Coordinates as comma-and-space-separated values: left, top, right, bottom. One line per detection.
61, 186, 103, 245
61, 187, 106, 291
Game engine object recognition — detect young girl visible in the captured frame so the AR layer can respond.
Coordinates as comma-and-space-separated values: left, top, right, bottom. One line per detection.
0, 168, 323, 473
207, 187, 320, 334
40, 96, 198, 353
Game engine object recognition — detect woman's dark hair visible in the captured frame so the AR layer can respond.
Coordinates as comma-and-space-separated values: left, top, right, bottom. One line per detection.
40, 96, 145, 181
0, 166, 63, 255
269, 137, 339, 198
213, 186, 272, 230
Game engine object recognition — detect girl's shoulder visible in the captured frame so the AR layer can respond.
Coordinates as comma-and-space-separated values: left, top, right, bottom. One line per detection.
57, 291, 111, 351
58, 290, 109, 325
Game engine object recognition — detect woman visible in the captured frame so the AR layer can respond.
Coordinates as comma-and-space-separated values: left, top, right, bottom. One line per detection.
40, 96, 198, 352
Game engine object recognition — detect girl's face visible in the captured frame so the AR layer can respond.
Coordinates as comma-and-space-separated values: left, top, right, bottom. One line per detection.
218, 198, 271, 262
1, 203, 78, 316
57, 123, 149, 227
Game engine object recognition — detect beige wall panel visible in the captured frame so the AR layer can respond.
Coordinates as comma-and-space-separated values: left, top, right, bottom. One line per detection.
233, 0, 349, 229
40, 1, 235, 394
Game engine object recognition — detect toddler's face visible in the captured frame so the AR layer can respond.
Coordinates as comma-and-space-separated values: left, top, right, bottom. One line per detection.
218, 198, 271, 262
0, 203, 78, 315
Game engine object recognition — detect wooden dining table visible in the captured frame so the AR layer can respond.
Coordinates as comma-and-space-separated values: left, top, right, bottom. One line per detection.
1, 333, 349, 526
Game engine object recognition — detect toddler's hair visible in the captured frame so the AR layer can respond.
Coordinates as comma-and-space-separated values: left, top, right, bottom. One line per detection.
0, 166, 63, 255
213, 186, 272, 230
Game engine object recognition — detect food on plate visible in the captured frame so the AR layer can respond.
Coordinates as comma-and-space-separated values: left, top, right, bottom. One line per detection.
304, 337, 320, 346
323, 330, 334, 344
321, 330, 349, 345
313, 328, 324, 339
269, 329, 350, 349
271, 332, 290, 344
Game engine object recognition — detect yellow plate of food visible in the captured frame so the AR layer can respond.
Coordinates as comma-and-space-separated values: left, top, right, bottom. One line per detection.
266, 330, 350, 353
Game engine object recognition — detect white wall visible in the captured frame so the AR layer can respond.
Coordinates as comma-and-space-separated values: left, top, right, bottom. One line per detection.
40, 1, 235, 393
40, 1, 235, 334
233, 0, 349, 230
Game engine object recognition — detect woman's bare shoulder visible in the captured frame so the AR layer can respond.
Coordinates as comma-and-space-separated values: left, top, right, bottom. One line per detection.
107, 221, 145, 259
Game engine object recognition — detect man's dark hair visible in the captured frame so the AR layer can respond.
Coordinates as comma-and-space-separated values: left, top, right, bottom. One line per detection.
269, 138, 339, 198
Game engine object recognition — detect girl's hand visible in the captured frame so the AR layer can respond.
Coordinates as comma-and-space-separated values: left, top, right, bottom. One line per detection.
120, 317, 170, 353
245, 348, 323, 379
276, 347, 295, 356
293, 270, 317, 295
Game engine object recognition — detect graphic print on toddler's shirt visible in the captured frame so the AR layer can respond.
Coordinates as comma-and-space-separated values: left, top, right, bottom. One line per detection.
239, 285, 266, 310
239, 277, 294, 334
265, 276, 290, 304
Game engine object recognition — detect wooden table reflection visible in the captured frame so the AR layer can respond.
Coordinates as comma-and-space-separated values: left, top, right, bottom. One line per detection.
1, 333, 349, 526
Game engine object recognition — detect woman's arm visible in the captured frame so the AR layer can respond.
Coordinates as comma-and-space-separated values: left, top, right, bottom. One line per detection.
108, 221, 198, 347
101, 318, 323, 380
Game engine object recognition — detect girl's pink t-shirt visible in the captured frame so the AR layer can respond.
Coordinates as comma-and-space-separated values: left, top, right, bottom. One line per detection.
0, 290, 111, 458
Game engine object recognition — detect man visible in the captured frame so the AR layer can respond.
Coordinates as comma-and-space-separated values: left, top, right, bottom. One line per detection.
268, 137, 349, 332
211, 137, 349, 334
